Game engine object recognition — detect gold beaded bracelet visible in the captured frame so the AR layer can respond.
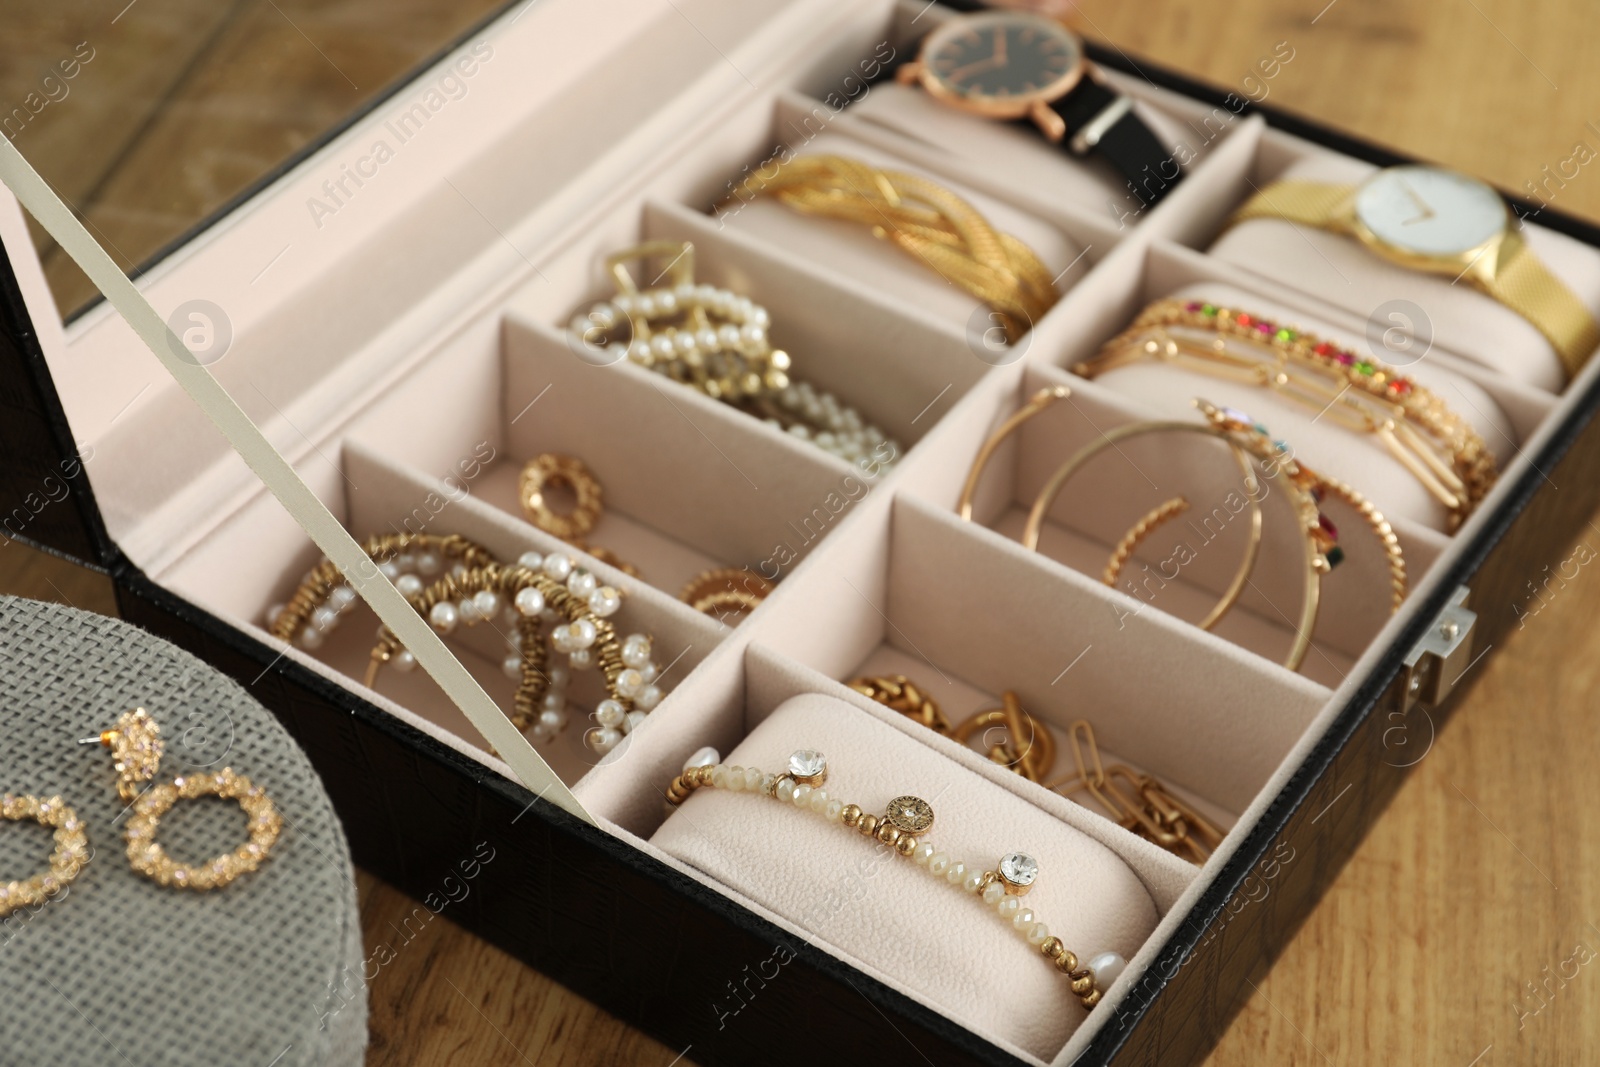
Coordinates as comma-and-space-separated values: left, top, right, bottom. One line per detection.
267, 533, 667, 754
665, 747, 1126, 1008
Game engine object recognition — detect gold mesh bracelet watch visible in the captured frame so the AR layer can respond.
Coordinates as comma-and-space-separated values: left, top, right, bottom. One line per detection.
1231, 170, 1600, 381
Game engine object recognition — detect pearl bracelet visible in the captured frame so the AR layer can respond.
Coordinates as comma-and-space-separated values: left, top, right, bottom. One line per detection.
268, 534, 667, 754
571, 241, 902, 473
666, 746, 1127, 1008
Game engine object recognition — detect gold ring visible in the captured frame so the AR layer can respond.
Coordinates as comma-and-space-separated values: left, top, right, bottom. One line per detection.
680, 567, 774, 621
519, 454, 603, 541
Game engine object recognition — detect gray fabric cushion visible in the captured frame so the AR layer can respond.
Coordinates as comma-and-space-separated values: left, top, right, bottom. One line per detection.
0, 596, 366, 1067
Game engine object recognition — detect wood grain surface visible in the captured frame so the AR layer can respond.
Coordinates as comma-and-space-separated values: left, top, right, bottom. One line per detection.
5, 0, 1600, 1063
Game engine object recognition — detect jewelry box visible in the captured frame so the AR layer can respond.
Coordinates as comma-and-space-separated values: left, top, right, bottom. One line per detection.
3, 1, 1599, 1063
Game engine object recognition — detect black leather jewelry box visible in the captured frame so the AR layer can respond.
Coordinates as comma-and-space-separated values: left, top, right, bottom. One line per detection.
4, 1, 1599, 1063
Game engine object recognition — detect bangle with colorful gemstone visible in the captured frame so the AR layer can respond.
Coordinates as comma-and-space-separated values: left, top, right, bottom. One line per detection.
1022, 398, 1405, 673
1074, 298, 1496, 531
664, 746, 1127, 1009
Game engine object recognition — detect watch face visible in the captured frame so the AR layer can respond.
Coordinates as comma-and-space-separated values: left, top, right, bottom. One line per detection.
921, 12, 1083, 107
1353, 165, 1508, 258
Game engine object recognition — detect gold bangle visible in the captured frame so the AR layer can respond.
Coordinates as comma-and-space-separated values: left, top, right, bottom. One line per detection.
725, 155, 1059, 344
1023, 400, 1405, 673
665, 747, 1126, 1008
1075, 298, 1496, 529
958, 385, 1266, 633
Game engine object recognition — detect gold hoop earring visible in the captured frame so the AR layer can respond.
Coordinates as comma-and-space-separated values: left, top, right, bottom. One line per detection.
519, 453, 603, 541
957, 386, 1264, 633
267, 532, 496, 651
366, 551, 667, 754
957, 385, 1071, 522
516, 454, 641, 577
83, 708, 282, 891
948, 691, 1058, 784
0, 793, 89, 917
1024, 401, 1405, 672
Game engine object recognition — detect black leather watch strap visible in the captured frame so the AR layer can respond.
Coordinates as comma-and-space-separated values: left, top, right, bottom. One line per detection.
1050, 77, 1181, 208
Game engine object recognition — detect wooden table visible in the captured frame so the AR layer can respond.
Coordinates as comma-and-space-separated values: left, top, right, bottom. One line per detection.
5, 0, 1600, 1062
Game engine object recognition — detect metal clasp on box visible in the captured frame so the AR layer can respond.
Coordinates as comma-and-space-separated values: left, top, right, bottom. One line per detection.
1401, 586, 1476, 711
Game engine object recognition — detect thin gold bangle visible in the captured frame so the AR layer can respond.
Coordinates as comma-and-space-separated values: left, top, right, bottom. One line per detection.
959, 385, 1265, 633
1022, 401, 1404, 672
1074, 299, 1496, 529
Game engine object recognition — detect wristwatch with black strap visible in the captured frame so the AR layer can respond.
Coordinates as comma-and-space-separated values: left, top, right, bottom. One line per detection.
895, 10, 1182, 208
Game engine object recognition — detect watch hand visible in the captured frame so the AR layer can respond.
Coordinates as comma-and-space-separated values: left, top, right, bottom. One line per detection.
994, 27, 1007, 67
1397, 178, 1436, 225
945, 55, 1002, 84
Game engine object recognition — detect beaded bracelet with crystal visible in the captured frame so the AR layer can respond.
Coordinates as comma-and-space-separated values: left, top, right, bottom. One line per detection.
665, 746, 1127, 1008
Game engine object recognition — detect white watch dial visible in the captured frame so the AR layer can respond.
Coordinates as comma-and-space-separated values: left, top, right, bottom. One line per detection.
1353, 165, 1507, 257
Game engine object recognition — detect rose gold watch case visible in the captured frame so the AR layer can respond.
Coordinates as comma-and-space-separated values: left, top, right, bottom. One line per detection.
896, 10, 1087, 143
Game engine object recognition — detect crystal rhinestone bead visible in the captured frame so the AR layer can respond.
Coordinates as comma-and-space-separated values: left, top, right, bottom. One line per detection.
1221, 406, 1253, 427
884, 795, 935, 835
787, 749, 827, 781
1000, 851, 1040, 888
